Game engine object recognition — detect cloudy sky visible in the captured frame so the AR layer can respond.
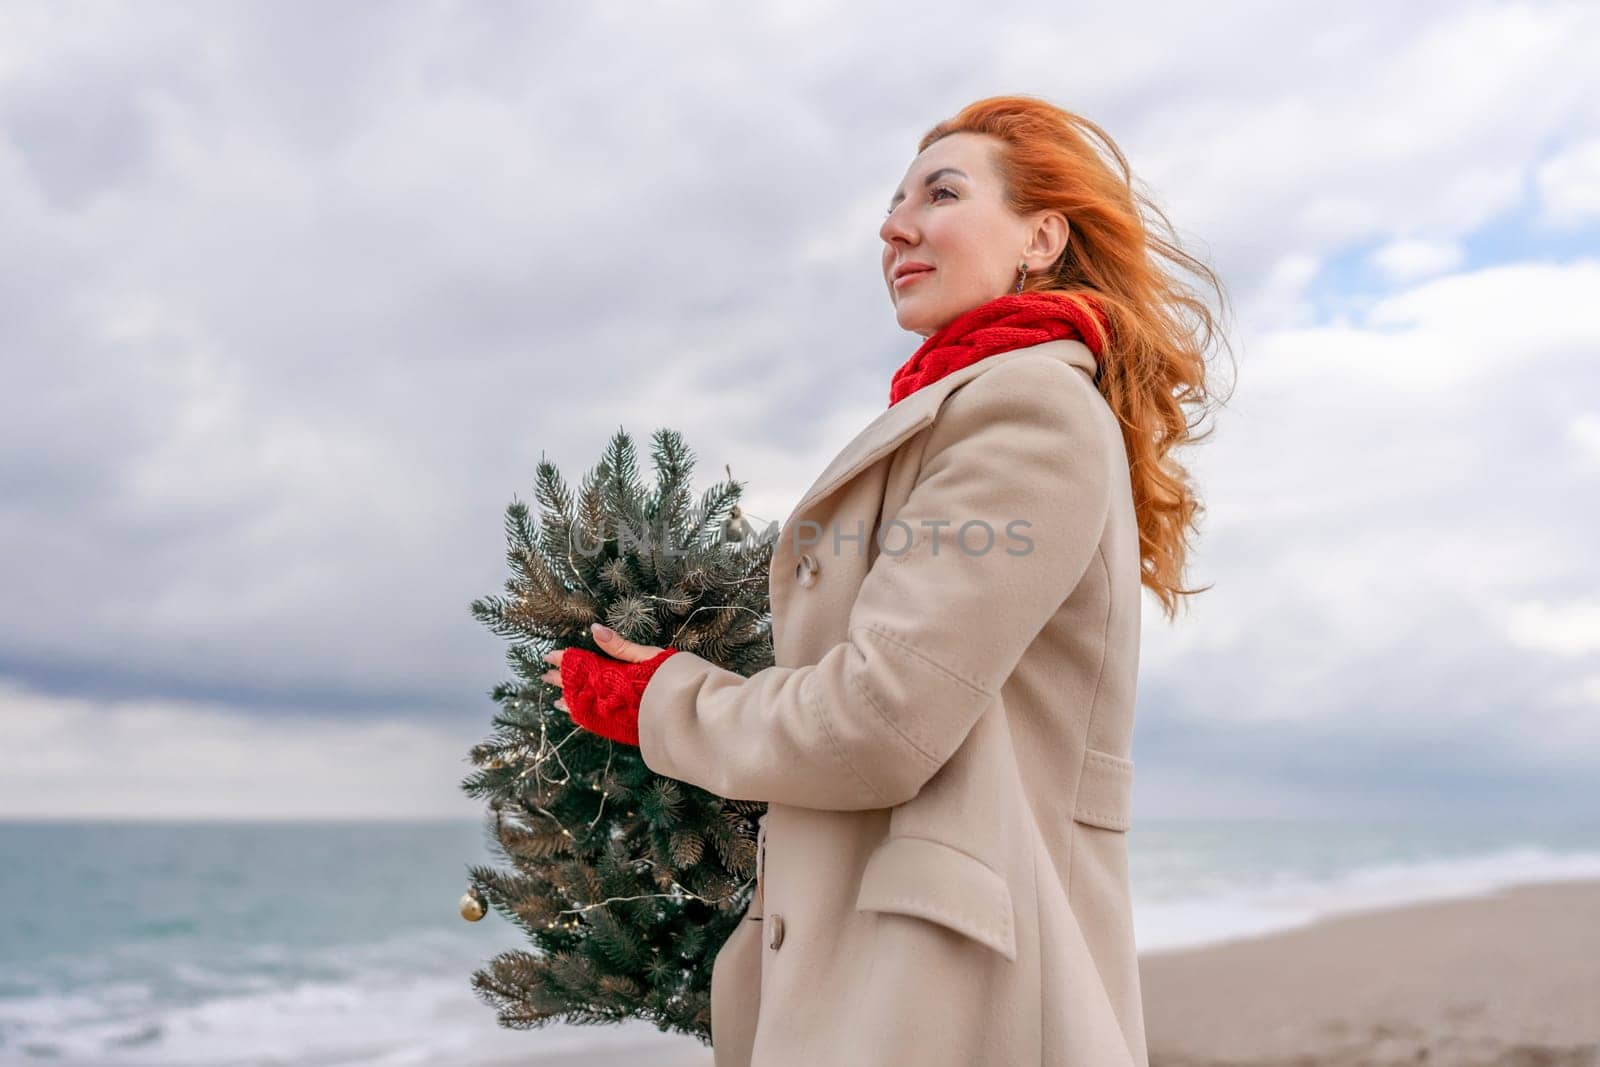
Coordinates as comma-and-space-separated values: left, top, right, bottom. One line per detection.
2, 1, 1596, 823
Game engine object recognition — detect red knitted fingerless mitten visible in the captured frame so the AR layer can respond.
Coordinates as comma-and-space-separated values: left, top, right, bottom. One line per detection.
558, 646, 680, 746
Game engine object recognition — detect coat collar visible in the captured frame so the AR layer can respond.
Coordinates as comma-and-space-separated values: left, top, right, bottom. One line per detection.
783, 338, 1099, 526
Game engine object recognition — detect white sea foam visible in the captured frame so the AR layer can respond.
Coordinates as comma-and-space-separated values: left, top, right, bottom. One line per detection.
0, 956, 699, 1065
1132, 842, 1600, 954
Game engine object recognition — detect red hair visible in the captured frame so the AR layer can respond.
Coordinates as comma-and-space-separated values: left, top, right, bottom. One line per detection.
919, 95, 1235, 621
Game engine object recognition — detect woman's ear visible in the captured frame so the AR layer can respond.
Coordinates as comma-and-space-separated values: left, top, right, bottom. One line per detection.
1026, 212, 1071, 267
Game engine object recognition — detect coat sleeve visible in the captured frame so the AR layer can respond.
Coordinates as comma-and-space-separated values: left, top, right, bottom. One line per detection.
636, 355, 1114, 809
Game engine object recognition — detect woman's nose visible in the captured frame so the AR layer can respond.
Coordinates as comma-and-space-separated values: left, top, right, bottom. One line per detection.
879, 206, 915, 246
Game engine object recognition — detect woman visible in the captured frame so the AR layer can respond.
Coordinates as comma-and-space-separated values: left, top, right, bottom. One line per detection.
546, 94, 1227, 1067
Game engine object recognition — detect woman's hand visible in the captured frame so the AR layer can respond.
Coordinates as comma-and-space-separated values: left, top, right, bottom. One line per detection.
540, 623, 678, 748
541, 623, 666, 712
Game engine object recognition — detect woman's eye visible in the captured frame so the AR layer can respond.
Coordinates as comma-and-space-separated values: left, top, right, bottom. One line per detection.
884, 186, 958, 216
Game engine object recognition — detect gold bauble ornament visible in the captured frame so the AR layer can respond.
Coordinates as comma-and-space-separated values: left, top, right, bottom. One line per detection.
459, 885, 488, 922
721, 504, 755, 544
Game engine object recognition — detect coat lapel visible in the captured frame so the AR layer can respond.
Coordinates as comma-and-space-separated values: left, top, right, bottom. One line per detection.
784, 338, 1099, 526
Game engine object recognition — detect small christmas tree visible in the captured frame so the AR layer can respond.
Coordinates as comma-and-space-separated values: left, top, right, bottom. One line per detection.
460, 427, 777, 1044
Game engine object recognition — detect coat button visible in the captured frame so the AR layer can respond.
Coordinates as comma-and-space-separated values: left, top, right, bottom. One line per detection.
768, 913, 785, 950
795, 553, 820, 588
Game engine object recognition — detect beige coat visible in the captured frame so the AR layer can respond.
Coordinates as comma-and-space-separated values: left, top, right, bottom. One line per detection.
638, 337, 1147, 1066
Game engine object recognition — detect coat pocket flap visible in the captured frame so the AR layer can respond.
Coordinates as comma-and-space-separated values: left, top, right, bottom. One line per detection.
854, 835, 1017, 961
1073, 746, 1133, 831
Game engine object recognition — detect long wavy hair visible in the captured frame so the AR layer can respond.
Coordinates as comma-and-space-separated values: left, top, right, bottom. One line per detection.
919, 95, 1234, 622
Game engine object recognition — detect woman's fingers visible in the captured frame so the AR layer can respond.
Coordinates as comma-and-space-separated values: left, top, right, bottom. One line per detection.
591, 623, 663, 663
537, 650, 568, 712
541, 653, 564, 709
541, 627, 662, 671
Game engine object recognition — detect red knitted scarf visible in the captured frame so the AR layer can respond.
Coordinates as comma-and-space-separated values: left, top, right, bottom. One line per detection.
888, 290, 1109, 407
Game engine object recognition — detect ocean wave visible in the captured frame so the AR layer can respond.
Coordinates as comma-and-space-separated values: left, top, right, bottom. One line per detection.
1132, 842, 1600, 953
0, 964, 697, 1065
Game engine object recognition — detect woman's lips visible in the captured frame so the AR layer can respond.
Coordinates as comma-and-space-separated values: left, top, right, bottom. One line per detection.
894, 267, 934, 289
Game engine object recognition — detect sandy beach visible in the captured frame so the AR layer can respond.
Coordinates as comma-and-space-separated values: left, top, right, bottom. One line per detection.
483, 877, 1600, 1066
1140, 877, 1600, 1066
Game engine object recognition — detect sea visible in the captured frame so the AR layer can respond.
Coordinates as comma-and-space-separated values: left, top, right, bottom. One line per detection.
2, 817, 1597, 1065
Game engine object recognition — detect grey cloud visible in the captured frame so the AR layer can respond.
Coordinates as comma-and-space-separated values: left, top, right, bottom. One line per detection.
2, 0, 1598, 818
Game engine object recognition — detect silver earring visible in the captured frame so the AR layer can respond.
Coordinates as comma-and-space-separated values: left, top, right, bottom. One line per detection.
1015, 261, 1028, 294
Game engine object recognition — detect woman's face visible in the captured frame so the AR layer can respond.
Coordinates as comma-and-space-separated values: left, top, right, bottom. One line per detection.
880, 131, 1065, 337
